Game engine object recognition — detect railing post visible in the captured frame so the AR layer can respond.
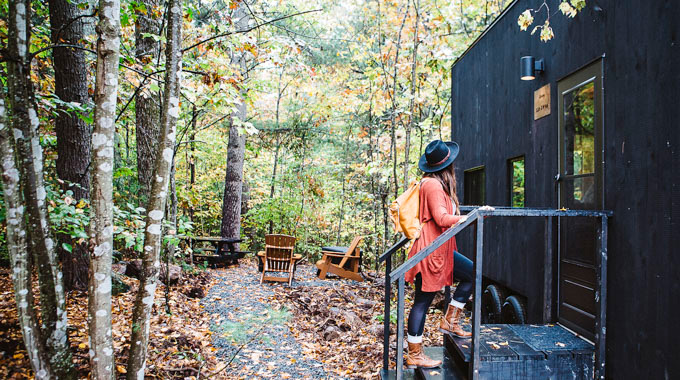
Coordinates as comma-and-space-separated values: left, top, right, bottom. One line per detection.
471, 217, 484, 380
396, 276, 405, 380
595, 216, 608, 379
543, 216, 554, 323
382, 254, 392, 374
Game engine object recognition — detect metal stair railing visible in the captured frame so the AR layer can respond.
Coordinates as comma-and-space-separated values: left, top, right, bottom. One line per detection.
379, 207, 612, 380
378, 235, 410, 376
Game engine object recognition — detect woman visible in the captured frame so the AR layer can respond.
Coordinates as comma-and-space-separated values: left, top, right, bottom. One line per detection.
404, 140, 481, 369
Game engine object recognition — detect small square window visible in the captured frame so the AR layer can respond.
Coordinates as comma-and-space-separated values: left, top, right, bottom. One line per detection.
508, 157, 525, 207
464, 167, 485, 206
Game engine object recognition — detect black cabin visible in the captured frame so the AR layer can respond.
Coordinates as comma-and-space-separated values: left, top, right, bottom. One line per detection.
451, 0, 679, 379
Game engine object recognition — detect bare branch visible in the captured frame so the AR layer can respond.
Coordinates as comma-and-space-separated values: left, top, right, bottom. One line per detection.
182, 8, 323, 53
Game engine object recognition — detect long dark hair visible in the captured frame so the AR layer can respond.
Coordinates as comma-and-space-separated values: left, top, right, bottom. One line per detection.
424, 162, 460, 215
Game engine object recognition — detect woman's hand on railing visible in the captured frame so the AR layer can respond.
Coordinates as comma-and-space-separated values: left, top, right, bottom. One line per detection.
454, 215, 469, 226
479, 205, 495, 219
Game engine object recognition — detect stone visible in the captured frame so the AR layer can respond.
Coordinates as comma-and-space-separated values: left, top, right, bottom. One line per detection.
112, 273, 130, 296
323, 325, 341, 341
342, 310, 364, 328
356, 298, 377, 308
160, 264, 182, 285
111, 263, 127, 275
185, 285, 205, 299
124, 259, 143, 278
123, 260, 181, 286
367, 323, 390, 337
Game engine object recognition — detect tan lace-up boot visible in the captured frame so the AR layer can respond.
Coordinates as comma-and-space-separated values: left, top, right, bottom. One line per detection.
406, 341, 441, 369
439, 305, 472, 338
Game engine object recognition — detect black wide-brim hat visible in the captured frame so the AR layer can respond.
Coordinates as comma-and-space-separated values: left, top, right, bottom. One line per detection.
418, 140, 460, 173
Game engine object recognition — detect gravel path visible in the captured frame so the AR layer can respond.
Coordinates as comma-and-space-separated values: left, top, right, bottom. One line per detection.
202, 259, 362, 379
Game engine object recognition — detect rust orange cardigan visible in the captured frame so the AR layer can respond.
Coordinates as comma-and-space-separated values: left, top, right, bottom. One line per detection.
404, 178, 465, 292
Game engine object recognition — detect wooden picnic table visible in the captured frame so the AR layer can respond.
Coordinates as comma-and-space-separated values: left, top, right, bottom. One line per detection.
178, 236, 249, 266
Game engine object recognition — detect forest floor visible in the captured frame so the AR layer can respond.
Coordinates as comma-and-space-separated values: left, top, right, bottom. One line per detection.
0, 258, 452, 379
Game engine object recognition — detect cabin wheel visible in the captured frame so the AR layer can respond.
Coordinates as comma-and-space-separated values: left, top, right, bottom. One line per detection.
501, 295, 527, 324
482, 284, 504, 324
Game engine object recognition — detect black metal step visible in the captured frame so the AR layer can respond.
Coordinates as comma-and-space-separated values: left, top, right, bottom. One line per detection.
443, 324, 594, 379
380, 368, 416, 380
414, 347, 467, 380
381, 347, 466, 380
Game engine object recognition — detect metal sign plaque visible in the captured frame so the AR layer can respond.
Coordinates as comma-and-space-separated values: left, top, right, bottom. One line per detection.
534, 84, 551, 120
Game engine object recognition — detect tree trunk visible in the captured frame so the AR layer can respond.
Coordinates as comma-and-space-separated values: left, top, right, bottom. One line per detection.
390, 5, 409, 199
164, 159, 177, 314
0, 89, 52, 379
189, 106, 196, 222
88, 0, 121, 377
267, 69, 286, 234
219, 3, 251, 244
295, 132, 307, 230
126, 0, 182, 375
221, 113, 247, 241
6, 1, 75, 378
267, 135, 280, 234
336, 126, 352, 245
404, 0, 420, 191
48, 0, 92, 291
48, 0, 91, 200
135, 0, 161, 200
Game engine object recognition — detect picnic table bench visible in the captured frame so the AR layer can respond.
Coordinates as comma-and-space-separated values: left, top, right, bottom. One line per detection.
178, 236, 250, 267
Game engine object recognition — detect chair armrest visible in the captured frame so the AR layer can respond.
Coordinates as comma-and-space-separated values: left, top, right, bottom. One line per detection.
321, 251, 358, 258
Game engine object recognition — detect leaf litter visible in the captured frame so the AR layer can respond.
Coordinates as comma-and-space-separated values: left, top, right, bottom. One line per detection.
1, 257, 460, 379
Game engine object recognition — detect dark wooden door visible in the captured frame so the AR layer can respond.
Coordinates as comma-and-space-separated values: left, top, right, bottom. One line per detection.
557, 60, 603, 342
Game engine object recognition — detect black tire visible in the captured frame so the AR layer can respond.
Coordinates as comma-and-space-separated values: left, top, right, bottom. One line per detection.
501, 295, 527, 324
482, 284, 504, 324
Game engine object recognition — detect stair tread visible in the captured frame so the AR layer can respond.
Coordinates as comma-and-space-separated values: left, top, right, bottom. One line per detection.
445, 324, 594, 364
380, 368, 417, 380
415, 347, 467, 380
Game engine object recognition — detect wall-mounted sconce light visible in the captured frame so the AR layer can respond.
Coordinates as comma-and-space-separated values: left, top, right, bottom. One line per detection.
520, 56, 545, 80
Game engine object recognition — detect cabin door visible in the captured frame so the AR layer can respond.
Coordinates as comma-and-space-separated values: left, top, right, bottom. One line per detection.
557, 60, 603, 342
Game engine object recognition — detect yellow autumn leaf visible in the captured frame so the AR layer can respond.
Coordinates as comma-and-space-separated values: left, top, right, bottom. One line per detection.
13, 353, 24, 359
78, 343, 87, 349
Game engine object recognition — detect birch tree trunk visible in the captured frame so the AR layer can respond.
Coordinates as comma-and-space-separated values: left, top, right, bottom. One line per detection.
135, 0, 162, 200
126, 0, 182, 375
88, 0, 121, 377
48, 0, 92, 291
0, 92, 52, 379
219, 3, 251, 244
6, 1, 74, 377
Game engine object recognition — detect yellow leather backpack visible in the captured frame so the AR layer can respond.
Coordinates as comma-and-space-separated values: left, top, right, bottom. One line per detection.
389, 179, 428, 240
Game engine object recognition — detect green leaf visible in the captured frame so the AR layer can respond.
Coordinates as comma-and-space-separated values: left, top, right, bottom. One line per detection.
62, 243, 73, 253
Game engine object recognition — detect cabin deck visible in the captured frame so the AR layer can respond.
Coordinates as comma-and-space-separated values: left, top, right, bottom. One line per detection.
383, 324, 593, 380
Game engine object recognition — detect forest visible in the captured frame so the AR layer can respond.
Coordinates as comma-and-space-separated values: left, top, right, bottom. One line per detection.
0, 0, 586, 378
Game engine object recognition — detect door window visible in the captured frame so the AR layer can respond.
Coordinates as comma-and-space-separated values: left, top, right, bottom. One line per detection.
464, 167, 486, 206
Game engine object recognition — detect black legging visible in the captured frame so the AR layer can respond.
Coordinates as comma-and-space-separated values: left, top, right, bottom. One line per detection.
407, 251, 474, 337
407, 274, 438, 337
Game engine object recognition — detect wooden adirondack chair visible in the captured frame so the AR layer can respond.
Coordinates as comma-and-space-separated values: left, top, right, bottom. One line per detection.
316, 236, 363, 282
259, 234, 301, 286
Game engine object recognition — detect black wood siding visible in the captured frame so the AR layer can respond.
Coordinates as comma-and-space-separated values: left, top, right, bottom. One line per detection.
451, 1, 679, 378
